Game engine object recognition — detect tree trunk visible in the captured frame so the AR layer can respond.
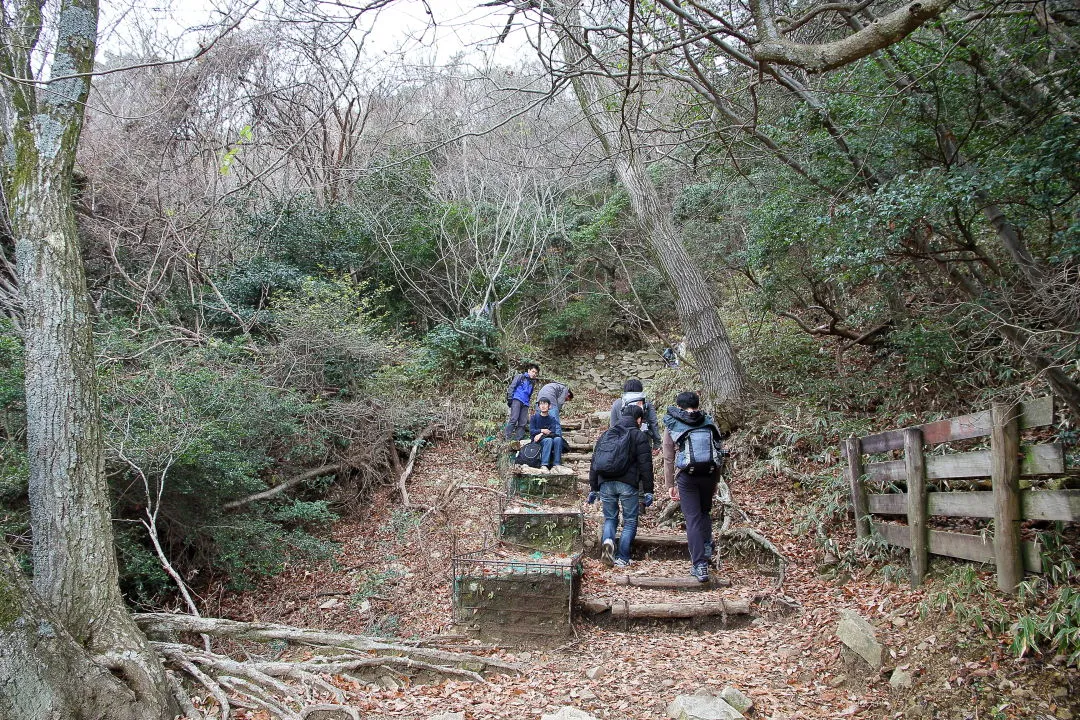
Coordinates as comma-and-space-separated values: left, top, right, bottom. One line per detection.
0, 1, 176, 716
0, 542, 144, 720
551, 1, 747, 425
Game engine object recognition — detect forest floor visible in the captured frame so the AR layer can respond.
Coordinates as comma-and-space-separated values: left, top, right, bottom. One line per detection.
221, 390, 1079, 720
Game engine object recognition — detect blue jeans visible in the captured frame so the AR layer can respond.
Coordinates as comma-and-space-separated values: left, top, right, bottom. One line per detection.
600, 480, 640, 563
548, 403, 561, 423
539, 436, 562, 467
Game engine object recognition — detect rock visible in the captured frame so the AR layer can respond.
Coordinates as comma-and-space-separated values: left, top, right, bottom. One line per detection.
666, 694, 744, 719
837, 609, 883, 669
427, 714, 465, 720
1058, 710, 1074, 720
300, 706, 360, 720
318, 598, 340, 610
827, 675, 847, 688
376, 675, 400, 690
542, 708, 600, 720
890, 668, 914, 689
720, 687, 753, 714
585, 665, 607, 680
595, 354, 606, 360
579, 688, 597, 700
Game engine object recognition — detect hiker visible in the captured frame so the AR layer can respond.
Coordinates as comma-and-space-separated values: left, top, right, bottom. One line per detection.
528, 398, 564, 472
662, 346, 679, 367
587, 404, 655, 568
609, 378, 662, 450
662, 391, 725, 582
504, 363, 539, 441
537, 381, 574, 423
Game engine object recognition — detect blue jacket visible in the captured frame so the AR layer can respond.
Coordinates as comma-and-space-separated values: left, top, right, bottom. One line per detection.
507, 373, 535, 405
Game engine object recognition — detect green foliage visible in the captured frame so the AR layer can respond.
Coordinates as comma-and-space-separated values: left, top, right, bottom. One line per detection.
0, 318, 24, 411
416, 315, 500, 378
540, 295, 617, 347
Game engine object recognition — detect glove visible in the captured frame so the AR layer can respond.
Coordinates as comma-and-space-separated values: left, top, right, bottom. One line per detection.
643, 493, 654, 508
586, 491, 599, 505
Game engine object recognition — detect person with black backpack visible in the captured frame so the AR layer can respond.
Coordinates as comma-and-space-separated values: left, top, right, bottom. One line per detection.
587, 404, 655, 568
662, 391, 726, 583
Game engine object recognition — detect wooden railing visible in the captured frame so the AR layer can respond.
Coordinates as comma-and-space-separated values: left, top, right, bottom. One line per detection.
845, 396, 1077, 592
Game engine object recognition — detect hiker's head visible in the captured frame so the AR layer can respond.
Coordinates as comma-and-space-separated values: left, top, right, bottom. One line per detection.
624, 404, 645, 426
623, 378, 643, 393
538, 398, 551, 413
565, 389, 574, 402
526, 364, 539, 378
676, 391, 700, 410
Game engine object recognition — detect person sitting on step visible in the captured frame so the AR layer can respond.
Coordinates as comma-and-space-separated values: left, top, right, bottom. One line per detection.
528, 398, 564, 473
537, 380, 573, 423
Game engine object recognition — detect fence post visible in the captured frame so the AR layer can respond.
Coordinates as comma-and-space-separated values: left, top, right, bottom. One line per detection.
903, 428, 928, 587
844, 437, 870, 539
991, 401, 1023, 593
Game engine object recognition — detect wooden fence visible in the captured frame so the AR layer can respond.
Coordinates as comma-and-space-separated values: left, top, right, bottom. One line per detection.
845, 396, 1077, 592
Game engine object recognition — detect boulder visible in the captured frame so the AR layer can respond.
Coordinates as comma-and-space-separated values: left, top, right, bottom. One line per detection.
666, 694, 744, 720
585, 665, 607, 680
542, 708, 600, 720
300, 706, 360, 720
837, 609, 883, 669
719, 687, 753, 714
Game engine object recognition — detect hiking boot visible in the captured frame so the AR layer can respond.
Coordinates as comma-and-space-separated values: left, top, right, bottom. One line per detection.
601, 539, 615, 567
691, 562, 710, 583
613, 558, 632, 568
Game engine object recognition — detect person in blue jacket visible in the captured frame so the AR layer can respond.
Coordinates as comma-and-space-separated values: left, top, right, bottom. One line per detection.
504, 363, 539, 441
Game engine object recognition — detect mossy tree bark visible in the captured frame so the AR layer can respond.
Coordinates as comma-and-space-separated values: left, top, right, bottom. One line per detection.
0, 1, 176, 717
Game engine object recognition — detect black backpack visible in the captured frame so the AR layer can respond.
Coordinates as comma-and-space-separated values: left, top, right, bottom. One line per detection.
515, 441, 543, 468
592, 425, 634, 477
675, 425, 723, 475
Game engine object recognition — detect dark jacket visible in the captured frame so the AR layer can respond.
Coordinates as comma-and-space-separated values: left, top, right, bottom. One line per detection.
610, 392, 662, 449
589, 415, 655, 494
528, 412, 562, 441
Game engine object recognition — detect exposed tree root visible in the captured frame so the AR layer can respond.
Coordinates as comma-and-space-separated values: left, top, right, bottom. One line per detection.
135, 613, 521, 719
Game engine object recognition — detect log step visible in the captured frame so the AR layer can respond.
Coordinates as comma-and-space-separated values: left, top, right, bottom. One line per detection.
632, 533, 688, 549
580, 596, 750, 618
611, 574, 731, 590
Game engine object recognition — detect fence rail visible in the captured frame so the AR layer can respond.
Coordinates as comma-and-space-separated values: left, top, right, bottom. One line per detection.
846, 396, 1076, 593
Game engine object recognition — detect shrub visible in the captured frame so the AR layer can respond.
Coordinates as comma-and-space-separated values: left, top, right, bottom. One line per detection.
417, 315, 500, 378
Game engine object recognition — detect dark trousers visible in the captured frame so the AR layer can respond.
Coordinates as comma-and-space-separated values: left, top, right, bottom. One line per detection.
504, 399, 529, 441
677, 470, 717, 566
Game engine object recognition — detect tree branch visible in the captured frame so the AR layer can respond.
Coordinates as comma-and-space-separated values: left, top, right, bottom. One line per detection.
222, 463, 346, 511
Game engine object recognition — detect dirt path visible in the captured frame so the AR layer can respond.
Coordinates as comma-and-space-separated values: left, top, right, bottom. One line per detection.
222, 395, 1078, 720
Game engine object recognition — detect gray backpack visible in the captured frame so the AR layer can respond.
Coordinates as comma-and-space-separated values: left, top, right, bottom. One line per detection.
675, 426, 723, 475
